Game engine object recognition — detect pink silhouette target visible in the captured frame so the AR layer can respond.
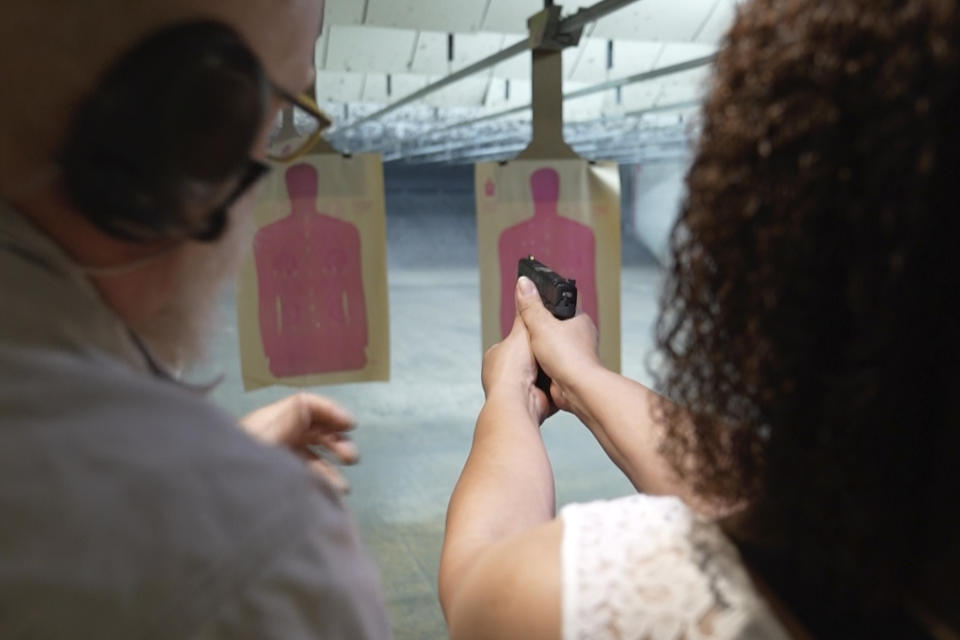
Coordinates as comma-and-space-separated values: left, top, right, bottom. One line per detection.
498, 168, 598, 338
253, 163, 368, 377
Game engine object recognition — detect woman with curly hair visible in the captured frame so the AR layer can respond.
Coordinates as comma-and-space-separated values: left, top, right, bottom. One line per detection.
439, 0, 960, 638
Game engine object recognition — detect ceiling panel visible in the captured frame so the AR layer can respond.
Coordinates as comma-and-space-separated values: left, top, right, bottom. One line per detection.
323, 0, 366, 25
548, 38, 662, 85
655, 42, 716, 66
314, 29, 330, 69
323, 0, 737, 44
590, 0, 719, 41
655, 67, 711, 105
324, 25, 417, 74
595, 40, 663, 82
694, 0, 738, 44
616, 40, 666, 74
492, 49, 532, 80
407, 31, 452, 76
359, 72, 463, 105
451, 32, 510, 72
319, 25, 709, 81
390, 73, 432, 100
366, 0, 488, 32
315, 71, 367, 102
425, 77, 491, 107
483, 76, 508, 108
407, 31, 516, 76
361, 73, 388, 103
481, 0, 583, 34
363, 73, 416, 104
618, 81, 665, 111
564, 38, 606, 83
484, 77, 533, 109
564, 88, 607, 122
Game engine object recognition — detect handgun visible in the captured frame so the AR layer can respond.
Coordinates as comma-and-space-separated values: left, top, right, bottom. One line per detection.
517, 256, 578, 395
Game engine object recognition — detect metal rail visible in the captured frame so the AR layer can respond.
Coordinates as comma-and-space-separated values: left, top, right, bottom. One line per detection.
328, 0, 642, 136
565, 54, 716, 100
389, 57, 712, 144
383, 99, 700, 161
395, 121, 692, 164
561, 0, 640, 33
404, 136, 691, 165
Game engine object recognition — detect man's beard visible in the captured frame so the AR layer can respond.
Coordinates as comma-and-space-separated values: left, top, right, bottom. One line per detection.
129, 208, 254, 374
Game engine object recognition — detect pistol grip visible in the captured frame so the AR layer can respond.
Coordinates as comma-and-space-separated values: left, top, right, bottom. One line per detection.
535, 367, 552, 396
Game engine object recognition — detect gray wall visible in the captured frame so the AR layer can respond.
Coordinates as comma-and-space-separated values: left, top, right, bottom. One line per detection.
626, 159, 691, 265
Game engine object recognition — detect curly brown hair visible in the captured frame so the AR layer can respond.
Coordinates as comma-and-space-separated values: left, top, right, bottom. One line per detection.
655, 0, 960, 626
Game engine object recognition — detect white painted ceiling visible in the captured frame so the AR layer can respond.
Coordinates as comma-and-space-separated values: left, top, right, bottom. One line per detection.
314, 0, 740, 163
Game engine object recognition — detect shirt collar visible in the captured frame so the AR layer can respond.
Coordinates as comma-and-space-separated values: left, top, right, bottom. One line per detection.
0, 199, 161, 376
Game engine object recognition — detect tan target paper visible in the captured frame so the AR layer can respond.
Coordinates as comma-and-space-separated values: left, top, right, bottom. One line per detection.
237, 153, 389, 390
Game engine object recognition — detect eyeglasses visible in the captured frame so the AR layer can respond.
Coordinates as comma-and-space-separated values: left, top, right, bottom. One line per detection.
265, 88, 333, 163
192, 90, 330, 242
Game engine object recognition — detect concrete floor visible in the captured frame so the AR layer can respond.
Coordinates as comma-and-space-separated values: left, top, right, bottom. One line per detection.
195, 177, 665, 639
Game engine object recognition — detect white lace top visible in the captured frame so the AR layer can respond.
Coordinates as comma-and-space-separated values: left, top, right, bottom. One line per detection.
561, 495, 791, 640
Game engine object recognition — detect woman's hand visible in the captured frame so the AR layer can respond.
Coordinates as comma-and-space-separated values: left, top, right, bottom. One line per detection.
241, 393, 358, 493
514, 276, 604, 415
481, 280, 555, 424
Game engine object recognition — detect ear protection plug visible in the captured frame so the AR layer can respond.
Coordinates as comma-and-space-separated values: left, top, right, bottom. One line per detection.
59, 21, 270, 243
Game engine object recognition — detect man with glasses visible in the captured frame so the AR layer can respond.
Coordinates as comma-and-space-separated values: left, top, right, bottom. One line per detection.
0, 1, 390, 637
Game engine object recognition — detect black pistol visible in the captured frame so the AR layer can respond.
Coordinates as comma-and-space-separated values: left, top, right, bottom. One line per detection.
517, 256, 578, 395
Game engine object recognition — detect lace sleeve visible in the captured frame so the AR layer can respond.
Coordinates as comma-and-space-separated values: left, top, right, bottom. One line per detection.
560, 495, 790, 640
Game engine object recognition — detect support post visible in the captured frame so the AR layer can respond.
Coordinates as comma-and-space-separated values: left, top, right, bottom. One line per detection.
516, 5, 583, 160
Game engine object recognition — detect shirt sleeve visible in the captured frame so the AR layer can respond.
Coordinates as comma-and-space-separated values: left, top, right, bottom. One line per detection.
193, 485, 391, 640
560, 494, 789, 640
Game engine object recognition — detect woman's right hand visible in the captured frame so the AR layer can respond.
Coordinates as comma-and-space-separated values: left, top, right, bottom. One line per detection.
514, 276, 604, 415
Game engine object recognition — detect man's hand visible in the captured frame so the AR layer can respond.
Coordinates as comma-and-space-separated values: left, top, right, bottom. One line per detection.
515, 276, 603, 414
481, 281, 555, 425
241, 393, 358, 494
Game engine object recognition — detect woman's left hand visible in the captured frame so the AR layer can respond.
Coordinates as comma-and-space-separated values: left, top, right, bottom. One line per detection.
241, 393, 358, 493
481, 309, 555, 426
